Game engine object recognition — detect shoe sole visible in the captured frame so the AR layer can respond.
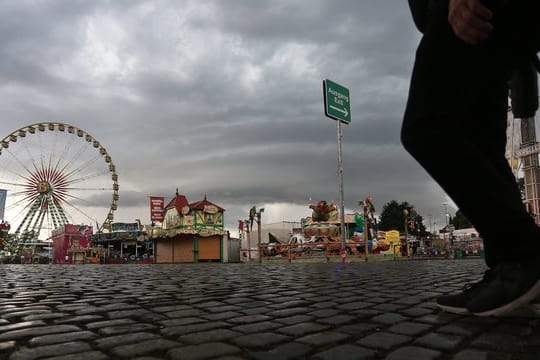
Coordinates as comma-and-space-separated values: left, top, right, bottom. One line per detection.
436, 304, 470, 315
498, 304, 540, 318
472, 279, 540, 317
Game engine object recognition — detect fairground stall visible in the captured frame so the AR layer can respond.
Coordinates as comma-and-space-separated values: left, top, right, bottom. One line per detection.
51, 224, 92, 264
152, 191, 227, 263
91, 221, 152, 263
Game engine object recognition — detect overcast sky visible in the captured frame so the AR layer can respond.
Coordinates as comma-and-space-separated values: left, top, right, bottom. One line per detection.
0, 0, 463, 237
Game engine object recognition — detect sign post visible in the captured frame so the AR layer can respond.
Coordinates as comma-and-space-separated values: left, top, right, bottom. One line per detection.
323, 79, 351, 250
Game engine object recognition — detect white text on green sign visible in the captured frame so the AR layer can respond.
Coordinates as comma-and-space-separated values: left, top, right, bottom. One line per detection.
324, 79, 350, 124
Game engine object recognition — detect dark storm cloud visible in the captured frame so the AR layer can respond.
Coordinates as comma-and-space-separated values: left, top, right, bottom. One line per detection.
0, 0, 456, 233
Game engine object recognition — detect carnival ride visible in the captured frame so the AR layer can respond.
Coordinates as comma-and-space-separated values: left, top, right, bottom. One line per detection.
0, 122, 119, 251
304, 198, 390, 254
304, 200, 340, 237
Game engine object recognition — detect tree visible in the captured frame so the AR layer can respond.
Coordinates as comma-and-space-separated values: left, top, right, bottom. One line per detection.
378, 200, 428, 236
379, 200, 427, 236
450, 209, 472, 230
410, 212, 428, 237
378, 200, 408, 232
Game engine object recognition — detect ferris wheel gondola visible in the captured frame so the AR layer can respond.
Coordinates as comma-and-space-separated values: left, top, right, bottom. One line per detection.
0, 122, 119, 249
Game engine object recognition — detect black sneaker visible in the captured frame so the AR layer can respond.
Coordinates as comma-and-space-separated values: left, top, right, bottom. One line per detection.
436, 270, 495, 314
467, 262, 540, 317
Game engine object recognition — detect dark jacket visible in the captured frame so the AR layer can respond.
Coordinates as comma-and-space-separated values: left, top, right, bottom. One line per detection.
408, 0, 434, 33
408, 0, 539, 117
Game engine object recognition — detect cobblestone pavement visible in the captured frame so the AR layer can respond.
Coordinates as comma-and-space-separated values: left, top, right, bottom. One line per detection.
0, 259, 539, 360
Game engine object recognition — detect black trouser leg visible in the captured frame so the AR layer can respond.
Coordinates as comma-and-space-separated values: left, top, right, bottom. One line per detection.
401, 8, 540, 268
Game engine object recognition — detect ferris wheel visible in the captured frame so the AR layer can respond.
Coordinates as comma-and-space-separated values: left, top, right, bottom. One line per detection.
0, 122, 119, 247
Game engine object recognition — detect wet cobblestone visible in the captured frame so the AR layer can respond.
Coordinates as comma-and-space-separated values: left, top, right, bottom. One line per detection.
0, 259, 539, 359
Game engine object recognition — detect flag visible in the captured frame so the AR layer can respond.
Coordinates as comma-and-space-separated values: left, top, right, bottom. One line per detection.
0, 189, 7, 220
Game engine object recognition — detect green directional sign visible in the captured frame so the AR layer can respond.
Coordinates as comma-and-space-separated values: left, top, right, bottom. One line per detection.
323, 79, 351, 124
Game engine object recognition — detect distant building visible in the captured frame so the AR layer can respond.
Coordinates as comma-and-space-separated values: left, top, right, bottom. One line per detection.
152, 190, 227, 263
451, 227, 484, 253
450, 227, 479, 238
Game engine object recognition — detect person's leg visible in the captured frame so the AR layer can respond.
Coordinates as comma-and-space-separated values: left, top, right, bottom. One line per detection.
402, 0, 540, 316
403, 99, 540, 267
402, 2, 540, 269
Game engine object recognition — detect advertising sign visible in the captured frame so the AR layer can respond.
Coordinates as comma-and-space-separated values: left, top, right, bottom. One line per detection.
150, 196, 165, 222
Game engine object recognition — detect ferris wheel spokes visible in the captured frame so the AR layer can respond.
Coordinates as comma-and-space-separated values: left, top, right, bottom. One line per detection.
0, 122, 119, 248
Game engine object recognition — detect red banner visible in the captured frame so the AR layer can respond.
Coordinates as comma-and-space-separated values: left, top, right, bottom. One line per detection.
150, 196, 164, 222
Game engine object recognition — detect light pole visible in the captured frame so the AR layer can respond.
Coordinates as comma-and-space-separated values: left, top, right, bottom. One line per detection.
358, 200, 368, 262
244, 219, 251, 261
443, 203, 450, 226
247, 206, 264, 263
403, 209, 409, 258
361, 198, 375, 262
150, 222, 156, 264
443, 203, 450, 254
256, 208, 264, 264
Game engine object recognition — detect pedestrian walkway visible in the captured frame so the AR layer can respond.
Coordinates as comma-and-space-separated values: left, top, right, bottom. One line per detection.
0, 260, 538, 359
